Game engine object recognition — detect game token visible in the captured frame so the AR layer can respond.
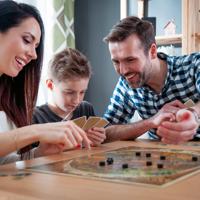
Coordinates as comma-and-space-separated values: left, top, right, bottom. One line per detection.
146, 161, 152, 166
135, 152, 141, 156
106, 157, 114, 165
146, 153, 151, 158
122, 163, 128, 169
160, 156, 166, 160
157, 163, 163, 169
192, 156, 198, 162
99, 161, 106, 166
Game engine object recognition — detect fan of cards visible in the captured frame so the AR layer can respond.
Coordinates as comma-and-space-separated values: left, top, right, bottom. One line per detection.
71, 100, 194, 131
72, 116, 109, 131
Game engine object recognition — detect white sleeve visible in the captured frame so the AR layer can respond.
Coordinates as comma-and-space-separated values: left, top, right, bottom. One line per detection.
0, 111, 16, 132
0, 111, 35, 165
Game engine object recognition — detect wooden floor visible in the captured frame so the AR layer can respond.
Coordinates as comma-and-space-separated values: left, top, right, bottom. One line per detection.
0, 140, 200, 200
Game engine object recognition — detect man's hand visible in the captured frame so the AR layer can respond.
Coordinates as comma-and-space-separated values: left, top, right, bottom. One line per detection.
150, 100, 185, 128
157, 108, 199, 144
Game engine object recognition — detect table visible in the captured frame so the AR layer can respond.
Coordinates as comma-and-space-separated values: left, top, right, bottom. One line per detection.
0, 140, 200, 200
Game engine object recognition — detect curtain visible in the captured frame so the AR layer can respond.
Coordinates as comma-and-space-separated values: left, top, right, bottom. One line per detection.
52, 0, 75, 53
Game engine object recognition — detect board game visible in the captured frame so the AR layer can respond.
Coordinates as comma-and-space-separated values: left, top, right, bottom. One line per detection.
1, 141, 200, 200
28, 99, 200, 188
29, 145, 200, 187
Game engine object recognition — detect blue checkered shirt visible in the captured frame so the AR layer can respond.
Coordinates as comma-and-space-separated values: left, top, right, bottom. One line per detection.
104, 52, 200, 140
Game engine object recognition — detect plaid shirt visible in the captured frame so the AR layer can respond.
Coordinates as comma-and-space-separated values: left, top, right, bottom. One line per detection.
104, 52, 200, 139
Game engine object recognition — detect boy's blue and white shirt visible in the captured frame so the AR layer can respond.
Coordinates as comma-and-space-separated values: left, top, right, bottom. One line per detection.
104, 52, 200, 139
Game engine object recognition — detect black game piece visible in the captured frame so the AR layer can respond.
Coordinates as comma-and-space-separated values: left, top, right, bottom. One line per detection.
157, 163, 163, 169
106, 157, 114, 165
146, 161, 152, 166
160, 156, 166, 160
135, 152, 141, 156
192, 156, 198, 162
122, 163, 128, 169
99, 161, 106, 166
146, 153, 151, 158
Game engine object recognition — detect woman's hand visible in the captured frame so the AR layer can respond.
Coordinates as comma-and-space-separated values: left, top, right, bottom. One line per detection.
32, 121, 92, 156
34, 143, 65, 157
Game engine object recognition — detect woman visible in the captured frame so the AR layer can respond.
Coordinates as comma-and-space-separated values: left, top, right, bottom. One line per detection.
0, 0, 91, 164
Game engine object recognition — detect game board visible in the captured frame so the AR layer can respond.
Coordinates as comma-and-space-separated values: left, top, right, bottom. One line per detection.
30, 146, 200, 187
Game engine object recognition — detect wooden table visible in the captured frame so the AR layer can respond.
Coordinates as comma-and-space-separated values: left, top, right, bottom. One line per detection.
0, 140, 200, 200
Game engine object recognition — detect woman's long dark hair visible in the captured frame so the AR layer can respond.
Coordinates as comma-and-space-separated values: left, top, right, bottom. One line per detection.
0, 1, 44, 154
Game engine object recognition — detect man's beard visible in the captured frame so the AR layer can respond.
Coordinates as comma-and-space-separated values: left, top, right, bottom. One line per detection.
128, 73, 145, 88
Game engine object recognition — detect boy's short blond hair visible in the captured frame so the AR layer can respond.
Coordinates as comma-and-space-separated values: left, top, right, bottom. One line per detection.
49, 48, 92, 82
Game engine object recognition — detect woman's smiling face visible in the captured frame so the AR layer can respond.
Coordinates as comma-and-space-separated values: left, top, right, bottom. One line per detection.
0, 17, 41, 77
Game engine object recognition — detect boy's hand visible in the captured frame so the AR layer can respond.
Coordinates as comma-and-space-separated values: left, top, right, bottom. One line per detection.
86, 127, 106, 146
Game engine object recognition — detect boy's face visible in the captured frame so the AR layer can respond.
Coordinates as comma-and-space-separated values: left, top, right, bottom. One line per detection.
49, 77, 89, 114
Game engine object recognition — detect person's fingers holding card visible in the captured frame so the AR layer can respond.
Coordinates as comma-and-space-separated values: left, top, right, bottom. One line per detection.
87, 127, 106, 146
71, 116, 109, 147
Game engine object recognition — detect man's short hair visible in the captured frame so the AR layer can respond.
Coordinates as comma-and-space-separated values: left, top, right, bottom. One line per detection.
103, 16, 156, 54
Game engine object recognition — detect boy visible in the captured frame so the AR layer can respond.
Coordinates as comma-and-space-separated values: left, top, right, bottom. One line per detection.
33, 48, 106, 146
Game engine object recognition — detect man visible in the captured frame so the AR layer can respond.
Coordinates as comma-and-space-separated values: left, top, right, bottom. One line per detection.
103, 16, 200, 144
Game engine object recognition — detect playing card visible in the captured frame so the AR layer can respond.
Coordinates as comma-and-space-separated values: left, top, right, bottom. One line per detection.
73, 116, 87, 128
82, 116, 101, 131
184, 99, 195, 107
92, 118, 109, 128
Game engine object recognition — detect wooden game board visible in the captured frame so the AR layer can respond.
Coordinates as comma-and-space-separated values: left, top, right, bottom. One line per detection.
1, 140, 200, 200
29, 145, 200, 187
